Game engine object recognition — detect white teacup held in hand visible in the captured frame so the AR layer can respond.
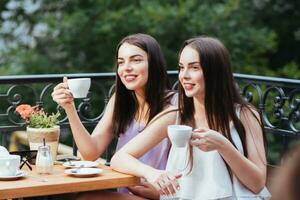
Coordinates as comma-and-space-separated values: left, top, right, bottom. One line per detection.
67, 78, 91, 98
168, 125, 193, 147
0, 146, 21, 176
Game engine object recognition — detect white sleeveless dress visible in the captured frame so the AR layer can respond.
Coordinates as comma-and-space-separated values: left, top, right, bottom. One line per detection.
162, 108, 271, 200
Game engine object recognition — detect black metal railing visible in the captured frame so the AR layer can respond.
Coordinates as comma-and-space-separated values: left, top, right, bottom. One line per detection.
1, 71, 300, 163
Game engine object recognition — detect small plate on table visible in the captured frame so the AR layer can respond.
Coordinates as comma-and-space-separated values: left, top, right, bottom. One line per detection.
64, 168, 103, 178
63, 161, 99, 168
0, 170, 27, 181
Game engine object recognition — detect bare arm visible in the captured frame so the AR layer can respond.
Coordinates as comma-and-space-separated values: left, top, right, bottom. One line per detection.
64, 97, 114, 160
111, 107, 177, 177
52, 79, 114, 160
218, 107, 267, 193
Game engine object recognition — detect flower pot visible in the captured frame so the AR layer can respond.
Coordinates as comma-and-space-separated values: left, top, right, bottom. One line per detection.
27, 126, 60, 161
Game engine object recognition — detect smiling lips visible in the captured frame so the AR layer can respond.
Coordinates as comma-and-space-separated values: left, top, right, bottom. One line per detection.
183, 83, 195, 90
124, 74, 138, 82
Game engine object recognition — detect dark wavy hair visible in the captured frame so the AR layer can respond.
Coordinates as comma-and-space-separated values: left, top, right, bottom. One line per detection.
112, 33, 171, 137
178, 36, 267, 171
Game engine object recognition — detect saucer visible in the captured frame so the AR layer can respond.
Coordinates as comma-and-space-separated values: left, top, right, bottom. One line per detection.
63, 161, 99, 168
0, 170, 26, 180
64, 168, 103, 177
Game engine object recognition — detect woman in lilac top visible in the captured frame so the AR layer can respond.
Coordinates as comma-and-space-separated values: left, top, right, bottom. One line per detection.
52, 33, 176, 200
116, 94, 176, 194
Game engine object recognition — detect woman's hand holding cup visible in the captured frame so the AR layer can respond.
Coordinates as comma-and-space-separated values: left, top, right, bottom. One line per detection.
52, 77, 74, 111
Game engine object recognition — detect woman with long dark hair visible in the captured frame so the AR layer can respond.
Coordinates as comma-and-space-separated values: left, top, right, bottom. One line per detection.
111, 36, 271, 199
52, 33, 176, 200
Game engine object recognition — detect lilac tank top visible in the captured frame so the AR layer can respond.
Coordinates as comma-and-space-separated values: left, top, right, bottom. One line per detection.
116, 93, 177, 193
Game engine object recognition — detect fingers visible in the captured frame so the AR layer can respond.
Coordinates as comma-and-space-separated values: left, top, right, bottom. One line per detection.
190, 138, 214, 151
53, 94, 73, 104
52, 89, 72, 99
52, 79, 71, 98
127, 186, 143, 196
190, 137, 212, 151
191, 131, 207, 140
162, 174, 176, 195
52, 84, 74, 106
53, 81, 68, 90
53, 98, 73, 106
139, 180, 153, 188
157, 180, 169, 196
193, 127, 209, 132
167, 173, 181, 194
63, 76, 68, 83
190, 138, 207, 146
154, 173, 180, 197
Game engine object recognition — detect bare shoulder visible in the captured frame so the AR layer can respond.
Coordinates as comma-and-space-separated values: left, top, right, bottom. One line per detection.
95, 93, 116, 125
102, 93, 116, 111
164, 90, 178, 106
240, 105, 261, 123
164, 90, 176, 98
149, 105, 178, 125
159, 105, 178, 117
107, 93, 116, 104
239, 105, 263, 136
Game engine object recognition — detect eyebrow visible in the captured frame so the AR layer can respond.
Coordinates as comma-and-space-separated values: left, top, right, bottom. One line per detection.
117, 54, 144, 60
178, 61, 200, 66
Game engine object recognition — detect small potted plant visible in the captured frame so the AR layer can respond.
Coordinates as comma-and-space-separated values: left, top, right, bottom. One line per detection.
16, 104, 60, 161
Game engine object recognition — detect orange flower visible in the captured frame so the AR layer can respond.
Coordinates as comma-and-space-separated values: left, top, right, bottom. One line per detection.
16, 104, 34, 120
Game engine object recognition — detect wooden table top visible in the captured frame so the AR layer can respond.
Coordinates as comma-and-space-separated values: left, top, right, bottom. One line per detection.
0, 164, 140, 199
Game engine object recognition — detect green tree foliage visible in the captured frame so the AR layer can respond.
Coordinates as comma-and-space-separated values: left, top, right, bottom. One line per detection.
0, 0, 276, 75
254, 0, 300, 78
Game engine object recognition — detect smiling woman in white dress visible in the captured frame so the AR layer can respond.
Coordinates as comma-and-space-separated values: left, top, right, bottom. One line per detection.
111, 36, 271, 200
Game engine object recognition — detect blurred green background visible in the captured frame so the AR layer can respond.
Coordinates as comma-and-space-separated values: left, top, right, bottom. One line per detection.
0, 0, 299, 78
0, 0, 299, 164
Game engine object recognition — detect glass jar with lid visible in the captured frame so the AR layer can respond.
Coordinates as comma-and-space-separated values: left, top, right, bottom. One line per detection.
36, 145, 53, 174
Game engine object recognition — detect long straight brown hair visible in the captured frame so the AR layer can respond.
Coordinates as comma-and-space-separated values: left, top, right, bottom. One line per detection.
112, 33, 171, 137
178, 36, 267, 171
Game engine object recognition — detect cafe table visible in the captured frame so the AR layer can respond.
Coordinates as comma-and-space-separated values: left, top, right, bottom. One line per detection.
0, 164, 140, 199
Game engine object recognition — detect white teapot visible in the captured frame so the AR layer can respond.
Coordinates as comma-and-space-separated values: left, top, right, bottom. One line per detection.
0, 146, 20, 176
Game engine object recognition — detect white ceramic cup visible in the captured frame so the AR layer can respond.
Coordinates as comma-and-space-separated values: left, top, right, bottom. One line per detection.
168, 125, 193, 148
67, 78, 91, 98
0, 154, 21, 176
0, 146, 9, 157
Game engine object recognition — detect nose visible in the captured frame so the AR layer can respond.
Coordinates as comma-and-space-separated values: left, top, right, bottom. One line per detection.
124, 61, 133, 71
181, 68, 190, 79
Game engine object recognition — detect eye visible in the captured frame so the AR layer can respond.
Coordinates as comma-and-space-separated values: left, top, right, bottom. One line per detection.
132, 58, 142, 63
192, 65, 200, 70
117, 60, 124, 66
178, 65, 184, 71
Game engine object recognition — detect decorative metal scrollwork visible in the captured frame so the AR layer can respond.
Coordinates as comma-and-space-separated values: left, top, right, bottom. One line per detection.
6, 85, 37, 105
262, 87, 287, 129
1, 73, 300, 137
241, 83, 263, 105
287, 89, 300, 132
77, 82, 108, 122
0, 79, 112, 130
2, 85, 38, 125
